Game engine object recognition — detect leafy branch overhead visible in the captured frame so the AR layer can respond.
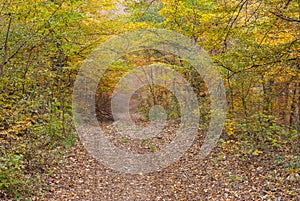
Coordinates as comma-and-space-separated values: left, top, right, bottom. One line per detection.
0, 0, 299, 199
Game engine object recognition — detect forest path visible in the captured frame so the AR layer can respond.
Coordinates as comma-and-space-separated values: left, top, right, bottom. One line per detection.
39, 122, 299, 201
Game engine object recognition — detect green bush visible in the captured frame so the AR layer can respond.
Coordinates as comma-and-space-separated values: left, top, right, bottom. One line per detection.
231, 113, 299, 152
0, 152, 26, 198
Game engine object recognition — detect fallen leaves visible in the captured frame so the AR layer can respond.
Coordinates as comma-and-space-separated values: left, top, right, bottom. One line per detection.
36, 121, 299, 200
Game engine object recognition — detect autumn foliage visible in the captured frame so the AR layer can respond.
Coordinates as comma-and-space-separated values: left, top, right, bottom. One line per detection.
0, 0, 299, 199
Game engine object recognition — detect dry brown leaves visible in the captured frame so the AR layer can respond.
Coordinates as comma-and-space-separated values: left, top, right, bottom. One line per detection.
37, 121, 299, 201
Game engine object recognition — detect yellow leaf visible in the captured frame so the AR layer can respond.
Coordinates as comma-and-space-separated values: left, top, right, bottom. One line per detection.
252, 149, 263, 156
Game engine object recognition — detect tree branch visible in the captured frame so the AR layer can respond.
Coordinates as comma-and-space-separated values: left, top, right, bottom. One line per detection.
223, 0, 248, 50
270, 11, 300, 23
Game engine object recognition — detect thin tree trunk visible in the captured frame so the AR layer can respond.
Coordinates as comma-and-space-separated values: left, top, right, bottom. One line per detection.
0, 13, 12, 76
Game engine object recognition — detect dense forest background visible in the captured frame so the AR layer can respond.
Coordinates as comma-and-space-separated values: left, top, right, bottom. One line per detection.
0, 0, 299, 199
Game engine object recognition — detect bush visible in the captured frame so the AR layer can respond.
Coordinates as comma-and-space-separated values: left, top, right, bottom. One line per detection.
227, 113, 299, 153
0, 152, 26, 198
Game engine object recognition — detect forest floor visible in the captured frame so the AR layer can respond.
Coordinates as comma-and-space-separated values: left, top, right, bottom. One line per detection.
37, 121, 299, 201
